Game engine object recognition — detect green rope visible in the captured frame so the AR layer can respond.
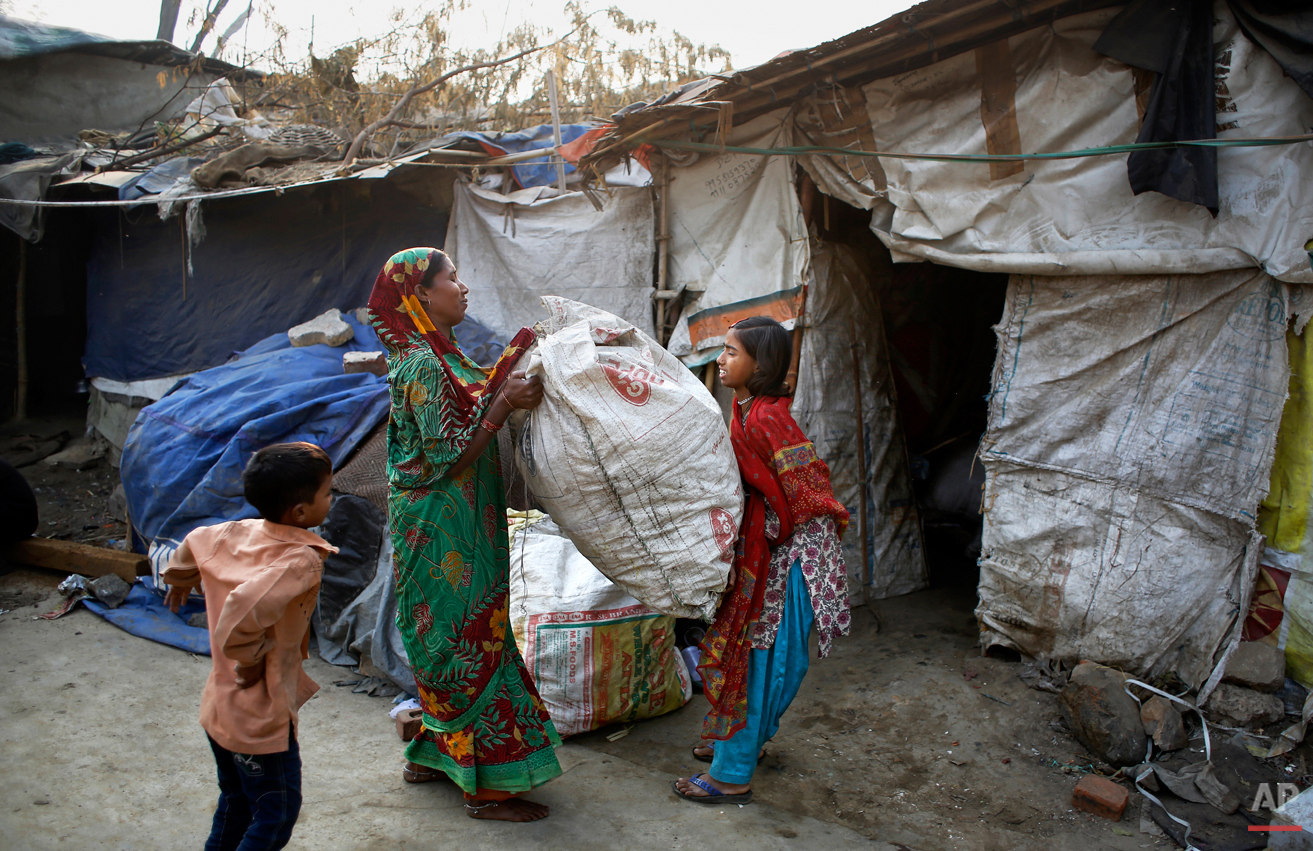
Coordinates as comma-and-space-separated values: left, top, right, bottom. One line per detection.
650, 134, 1313, 164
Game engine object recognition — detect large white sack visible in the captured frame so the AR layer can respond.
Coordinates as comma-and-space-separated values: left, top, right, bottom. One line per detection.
511, 296, 741, 620
509, 513, 692, 736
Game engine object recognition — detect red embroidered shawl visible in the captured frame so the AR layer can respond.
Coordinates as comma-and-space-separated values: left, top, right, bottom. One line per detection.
698, 395, 849, 740
365, 247, 534, 428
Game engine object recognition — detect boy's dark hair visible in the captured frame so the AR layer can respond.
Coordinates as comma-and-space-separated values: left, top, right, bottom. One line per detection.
242, 442, 331, 522
730, 316, 793, 398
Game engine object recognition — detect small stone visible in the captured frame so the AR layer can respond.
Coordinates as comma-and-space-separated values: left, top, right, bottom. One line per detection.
107, 484, 128, 523
343, 351, 387, 376
1058, 662, 1148, 767
1223, 640, 1287, 693
87, 574, 130, 609
188, 611, 208, 629
353, 307, 372, 325
288, 309, 354, 348
1072, 774, 1129, 820
1140, 696, 1188, 751
1204, 683, 1285, 728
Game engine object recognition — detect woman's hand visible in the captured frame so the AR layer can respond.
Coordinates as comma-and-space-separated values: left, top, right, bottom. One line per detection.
502, 370, 544, 411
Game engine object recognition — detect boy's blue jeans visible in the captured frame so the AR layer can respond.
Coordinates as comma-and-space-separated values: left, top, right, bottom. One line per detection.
205, 729, 302, 851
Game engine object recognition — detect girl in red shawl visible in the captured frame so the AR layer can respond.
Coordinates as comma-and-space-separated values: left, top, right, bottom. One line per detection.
674, 316, 851, 805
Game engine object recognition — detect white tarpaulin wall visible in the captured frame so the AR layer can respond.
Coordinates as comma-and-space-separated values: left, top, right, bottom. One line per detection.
665, 109, 809, 358
793, 240, 927, 600
854, 4, 1313, 284
445, 181, 656, 339
977, 269, 1293, 685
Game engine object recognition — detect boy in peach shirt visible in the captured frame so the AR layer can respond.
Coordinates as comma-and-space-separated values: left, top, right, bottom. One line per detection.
163, 442, 338, 851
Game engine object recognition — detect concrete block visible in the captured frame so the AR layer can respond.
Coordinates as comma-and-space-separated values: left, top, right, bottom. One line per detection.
344, 351, 387, 376
1271, 786, 1313, 850
1072, 774, 1129, 820
1140, 696, 1188, 751
87, 574, 130, 609
1224, 640, 1287, 693
1205, 683, 1285, 728
289, 309, 354, 348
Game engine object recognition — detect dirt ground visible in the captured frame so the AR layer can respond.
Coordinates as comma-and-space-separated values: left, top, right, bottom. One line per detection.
2, 442, 1305, 850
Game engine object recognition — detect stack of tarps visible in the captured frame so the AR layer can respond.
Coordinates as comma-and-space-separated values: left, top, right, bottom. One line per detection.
444, 178, 657, 340
311, 495, 416, 694
509, 512, 692, 736
792, 239, 927, 601
977, 270, 1300, 688
121, 312, 389, 580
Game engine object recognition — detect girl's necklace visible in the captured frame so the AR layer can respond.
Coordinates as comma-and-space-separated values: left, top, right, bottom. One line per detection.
737, 395, 755, 426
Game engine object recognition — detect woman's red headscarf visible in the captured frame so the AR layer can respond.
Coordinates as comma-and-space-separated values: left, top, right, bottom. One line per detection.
365, 247, 534, 429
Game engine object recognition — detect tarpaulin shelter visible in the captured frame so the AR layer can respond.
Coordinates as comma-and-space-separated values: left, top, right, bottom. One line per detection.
574, 0, 1313, 699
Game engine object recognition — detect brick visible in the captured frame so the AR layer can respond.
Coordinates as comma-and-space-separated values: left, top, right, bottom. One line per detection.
396, 708, 423, 742
1072, 774, 1129, 820
344, 351, 387, 376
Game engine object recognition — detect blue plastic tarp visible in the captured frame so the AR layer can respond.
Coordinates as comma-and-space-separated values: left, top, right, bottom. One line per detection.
84, 578, 210, 655
121, 314, 390, 557
84, 180, 450, 382
444, 124, 595, 189
118, 156, 207, 201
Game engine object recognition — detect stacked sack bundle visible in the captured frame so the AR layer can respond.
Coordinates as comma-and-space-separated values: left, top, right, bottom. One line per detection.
510, 297, 742, 621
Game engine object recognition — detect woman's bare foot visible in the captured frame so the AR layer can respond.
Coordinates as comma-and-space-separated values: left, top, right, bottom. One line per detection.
464, 797, 550, 822
674, 773, 751, 798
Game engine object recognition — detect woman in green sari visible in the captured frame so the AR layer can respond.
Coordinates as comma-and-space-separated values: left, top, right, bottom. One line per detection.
366, 247, 561, 822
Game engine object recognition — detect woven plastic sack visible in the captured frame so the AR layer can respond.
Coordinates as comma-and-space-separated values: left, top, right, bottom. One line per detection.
511, 297, 741, 620
509, 513, 692, 736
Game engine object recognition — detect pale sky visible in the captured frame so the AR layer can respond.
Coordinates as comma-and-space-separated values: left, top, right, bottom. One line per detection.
12, 0, 917, 74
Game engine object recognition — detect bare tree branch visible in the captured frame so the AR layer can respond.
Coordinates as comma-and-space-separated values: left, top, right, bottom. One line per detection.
339, 41, 552, 166
190, 0, 231, 53
157, 0, 183, 42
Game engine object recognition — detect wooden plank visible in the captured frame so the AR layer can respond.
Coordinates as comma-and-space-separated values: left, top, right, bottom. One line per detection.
6, 538, 148, 583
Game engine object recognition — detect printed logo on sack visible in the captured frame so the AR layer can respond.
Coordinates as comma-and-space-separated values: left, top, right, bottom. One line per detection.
710, 508, 737, 562
604, 361, 663, 406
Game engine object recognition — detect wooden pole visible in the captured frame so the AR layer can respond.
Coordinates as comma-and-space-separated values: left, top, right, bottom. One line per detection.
545, 69, 568, 194
655, 156, 671, 345
15, 238, 28, 421
786, 172, 816, 396
849, 315, 870, 585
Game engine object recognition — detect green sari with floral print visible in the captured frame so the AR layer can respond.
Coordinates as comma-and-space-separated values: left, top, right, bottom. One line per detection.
369, 247, 561, 796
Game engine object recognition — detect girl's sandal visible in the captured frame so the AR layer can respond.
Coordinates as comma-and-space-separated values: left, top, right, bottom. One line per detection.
672, 774, 753, 805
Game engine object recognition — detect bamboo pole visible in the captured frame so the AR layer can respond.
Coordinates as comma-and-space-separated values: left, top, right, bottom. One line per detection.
545, 69, 568, 194
849, 315, 870, 586
15, 238, 28, 420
